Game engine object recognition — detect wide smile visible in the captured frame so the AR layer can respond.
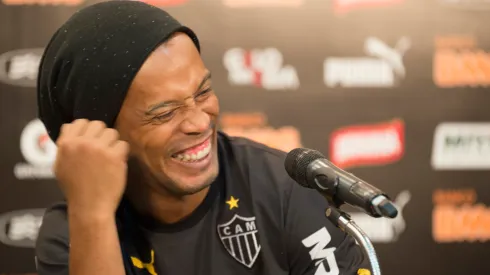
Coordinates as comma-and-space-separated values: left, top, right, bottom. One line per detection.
170, 136, 213, 169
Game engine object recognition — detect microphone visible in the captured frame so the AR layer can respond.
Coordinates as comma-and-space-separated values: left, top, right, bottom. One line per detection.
284, 148, 398, 219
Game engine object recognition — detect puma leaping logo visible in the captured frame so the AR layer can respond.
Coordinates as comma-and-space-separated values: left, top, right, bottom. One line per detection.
131, 250, 157, 275
390, 190, 411, 239
364, 36, 411, 78
350, 190, 412, 243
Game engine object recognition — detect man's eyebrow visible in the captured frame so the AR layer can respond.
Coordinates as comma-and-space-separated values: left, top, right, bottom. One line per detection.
197, 71, 212, 91
145, 71, 212, 115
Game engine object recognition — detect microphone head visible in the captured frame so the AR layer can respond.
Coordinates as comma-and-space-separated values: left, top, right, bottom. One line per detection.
284, 148, 326, 188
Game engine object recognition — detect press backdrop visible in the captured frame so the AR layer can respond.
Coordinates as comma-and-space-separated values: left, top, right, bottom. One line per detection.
1, 0, 490, 274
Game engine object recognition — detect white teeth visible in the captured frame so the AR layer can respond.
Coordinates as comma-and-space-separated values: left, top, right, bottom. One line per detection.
197, 150, 205, 159
173, 142, 211, 163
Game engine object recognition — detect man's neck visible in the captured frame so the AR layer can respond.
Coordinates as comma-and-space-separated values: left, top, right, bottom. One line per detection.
126, 181, 210, 225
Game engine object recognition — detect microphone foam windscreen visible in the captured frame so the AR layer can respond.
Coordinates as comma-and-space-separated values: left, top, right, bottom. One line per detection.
284, 148, 325, 188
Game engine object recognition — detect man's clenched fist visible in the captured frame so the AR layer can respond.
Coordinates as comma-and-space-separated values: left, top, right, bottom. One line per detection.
53, 119, 130, 216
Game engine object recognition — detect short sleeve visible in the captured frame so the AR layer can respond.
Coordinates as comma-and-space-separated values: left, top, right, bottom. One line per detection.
284, 182, 371, 275
35, 203, 70, 275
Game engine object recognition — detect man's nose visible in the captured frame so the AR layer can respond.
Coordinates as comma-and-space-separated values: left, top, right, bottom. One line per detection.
179, 106, 211, 135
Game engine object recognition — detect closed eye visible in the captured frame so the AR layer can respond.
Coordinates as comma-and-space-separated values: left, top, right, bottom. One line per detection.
195, 88, 213, 101
154, 110, 176, 121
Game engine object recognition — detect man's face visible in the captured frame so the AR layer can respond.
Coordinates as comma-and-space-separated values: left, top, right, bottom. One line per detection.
116, 33, 220, 196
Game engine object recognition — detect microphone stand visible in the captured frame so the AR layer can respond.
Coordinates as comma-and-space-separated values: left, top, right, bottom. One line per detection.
325, 206, 381, 275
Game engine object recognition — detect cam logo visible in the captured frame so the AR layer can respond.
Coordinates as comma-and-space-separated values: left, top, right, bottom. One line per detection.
302, 227, 340, 275
131, 250, 157, 275
217, 214, 261, 268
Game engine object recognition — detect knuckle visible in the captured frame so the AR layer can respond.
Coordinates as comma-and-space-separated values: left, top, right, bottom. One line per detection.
104, 128, 120, 138
75, 118, 89, 125
115, 141, 130, 155
60, 123, 69, 132
89, 120, 107, 128
78, 139, 99, 151
56, 137, 69, 149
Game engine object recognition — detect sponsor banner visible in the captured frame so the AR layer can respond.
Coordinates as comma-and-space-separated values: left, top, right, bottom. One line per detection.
433, 35, 490, 88
0, 209, 45, 248
0, 48, 43, 88
349, 190, 411, 243
324, 37, 411, 87
432, 188, 490, 243
219, 112, 302, 153
223, 48, 299, 90
329, 119, 405, 169
14, 119, 57, 180
333, 0, 404, 14
431, 122, 490, 170
223, 0, 303, 7
0, 0, 488, 273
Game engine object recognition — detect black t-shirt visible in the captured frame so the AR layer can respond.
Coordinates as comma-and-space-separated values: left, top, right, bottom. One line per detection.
35, 132, 371, 275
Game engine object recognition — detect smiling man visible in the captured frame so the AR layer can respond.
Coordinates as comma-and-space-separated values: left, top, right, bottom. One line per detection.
35, 1, 370, 275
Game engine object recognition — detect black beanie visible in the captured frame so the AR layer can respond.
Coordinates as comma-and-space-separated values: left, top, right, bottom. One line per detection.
37, 0, 200, 142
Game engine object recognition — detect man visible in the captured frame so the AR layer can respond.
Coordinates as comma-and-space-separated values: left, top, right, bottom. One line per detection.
35, 1, 371, 275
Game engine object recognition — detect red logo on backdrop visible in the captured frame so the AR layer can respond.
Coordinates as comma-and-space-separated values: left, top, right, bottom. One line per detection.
333, 0, 403, 14
223, 48, 299, 90
329, 119, 404, 169
137, 0, 187, 6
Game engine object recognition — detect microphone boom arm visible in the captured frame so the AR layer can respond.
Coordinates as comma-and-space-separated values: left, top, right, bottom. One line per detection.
325, 207, 381, 275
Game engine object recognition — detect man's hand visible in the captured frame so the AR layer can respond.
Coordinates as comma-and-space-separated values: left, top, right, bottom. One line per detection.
54, 119, 130, 216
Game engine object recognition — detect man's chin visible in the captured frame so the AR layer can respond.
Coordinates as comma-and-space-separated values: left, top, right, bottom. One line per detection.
178, 181, 213, 196
166, 160, 219, 196
166, 174, 217, 196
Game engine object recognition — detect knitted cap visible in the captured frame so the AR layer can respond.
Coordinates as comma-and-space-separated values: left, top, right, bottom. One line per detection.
37, 0, 200, 142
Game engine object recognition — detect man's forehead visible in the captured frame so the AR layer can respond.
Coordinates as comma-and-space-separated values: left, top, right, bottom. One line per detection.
134, 34, 201, 81
148, 33, 199, 65
124, 40, 206, 110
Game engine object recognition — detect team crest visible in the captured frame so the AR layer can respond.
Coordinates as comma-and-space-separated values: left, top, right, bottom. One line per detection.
217, 214, 261, 268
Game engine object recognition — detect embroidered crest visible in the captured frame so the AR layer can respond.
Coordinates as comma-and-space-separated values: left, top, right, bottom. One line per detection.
217, 214, 261, 268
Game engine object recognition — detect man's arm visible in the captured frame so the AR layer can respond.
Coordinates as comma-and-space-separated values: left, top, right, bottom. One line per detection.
36, 120, 130, 275
284, 182, 371, 275
36, 203, 125, 275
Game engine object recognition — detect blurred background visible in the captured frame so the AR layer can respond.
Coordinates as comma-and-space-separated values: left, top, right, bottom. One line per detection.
1, 0, 489, 274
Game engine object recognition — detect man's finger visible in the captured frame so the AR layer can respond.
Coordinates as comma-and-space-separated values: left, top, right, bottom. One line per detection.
100, 128, 120, 146
84, 120, 107, 138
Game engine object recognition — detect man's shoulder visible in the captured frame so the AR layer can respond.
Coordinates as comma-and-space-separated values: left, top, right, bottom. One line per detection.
41, 201, 69, 223
35, 202, 70, 265
37, 202, 69, 242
